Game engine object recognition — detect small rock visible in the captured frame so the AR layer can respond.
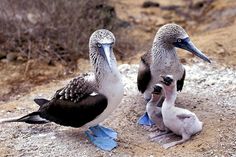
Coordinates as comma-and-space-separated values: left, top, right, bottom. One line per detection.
7, 53, 18, 62
142, 1, 160, 8
0, 51, 6, 59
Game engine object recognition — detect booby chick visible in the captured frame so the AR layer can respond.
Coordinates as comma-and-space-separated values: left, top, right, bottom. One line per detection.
145, 85, 165, 131
137, 23, 211, 126
159, 75, 203, 149
0, 29, 124, 151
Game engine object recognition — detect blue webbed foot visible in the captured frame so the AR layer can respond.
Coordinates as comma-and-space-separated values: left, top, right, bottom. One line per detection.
90, 125, 117, 139
138, 112, 155, 126
85, 125, 118, 151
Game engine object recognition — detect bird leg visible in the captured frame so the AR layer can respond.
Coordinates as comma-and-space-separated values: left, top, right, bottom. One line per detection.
142, 125, 159, 132
162, 134, 190, 149
149, 129, 173, 142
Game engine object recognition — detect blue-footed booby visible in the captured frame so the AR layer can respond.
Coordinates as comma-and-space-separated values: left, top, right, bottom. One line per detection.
158, 75, 203, 149
0, 29, 124, 151
137, 23, 210, 126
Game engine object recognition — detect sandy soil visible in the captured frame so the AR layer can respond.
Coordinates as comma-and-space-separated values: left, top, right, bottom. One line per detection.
0, 62, 235, 157
0, 0, 236, 156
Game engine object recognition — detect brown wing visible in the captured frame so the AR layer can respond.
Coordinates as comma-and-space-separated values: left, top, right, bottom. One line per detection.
8, 76, 107, 127
39, 76, 108, 127
39, 93, 107, 127
54, 76, 95, 103
137, 51, 152, 93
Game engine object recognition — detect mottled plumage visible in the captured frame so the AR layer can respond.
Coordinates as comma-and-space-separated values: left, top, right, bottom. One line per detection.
56, 76, 96, 103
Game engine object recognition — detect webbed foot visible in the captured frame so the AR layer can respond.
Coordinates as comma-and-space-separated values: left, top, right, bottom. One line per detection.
85, 125, 118, 151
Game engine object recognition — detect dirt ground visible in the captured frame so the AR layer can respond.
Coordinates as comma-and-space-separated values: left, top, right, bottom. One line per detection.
0, 0, 236, 156
0, 62, 235, 157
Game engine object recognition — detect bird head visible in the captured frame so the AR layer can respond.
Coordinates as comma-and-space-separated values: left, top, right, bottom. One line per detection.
152, 84, 163, 95
160, 75, 175, 87
155, 23, 211, 63
89, 29, 115, 70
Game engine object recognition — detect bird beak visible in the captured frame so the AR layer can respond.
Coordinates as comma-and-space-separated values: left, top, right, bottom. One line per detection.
160, 80, 165, 85
160, 75, 165, 79
99, 44, 112, 69
173, 37, 211, 63
160, 75, 165, 85
152, 84, 162, 94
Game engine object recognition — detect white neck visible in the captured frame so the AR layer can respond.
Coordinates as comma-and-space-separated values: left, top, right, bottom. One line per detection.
85, 46, 123, 127
89, 47, 121, 87
163, 85, 177, 107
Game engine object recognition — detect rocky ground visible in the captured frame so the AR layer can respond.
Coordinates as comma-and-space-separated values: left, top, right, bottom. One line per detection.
0, 0, 236, 156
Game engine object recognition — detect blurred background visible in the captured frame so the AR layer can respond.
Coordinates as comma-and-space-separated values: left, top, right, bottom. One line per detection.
0, 0, 236, 102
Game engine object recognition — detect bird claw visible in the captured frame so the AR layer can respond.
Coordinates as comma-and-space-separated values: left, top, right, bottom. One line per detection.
149, 131, 172, 143
162, 141, 177, 149
142, 125, 159, 132
85, 125, 118, 151
163, 143, 172, 149
137, 112, 155, 126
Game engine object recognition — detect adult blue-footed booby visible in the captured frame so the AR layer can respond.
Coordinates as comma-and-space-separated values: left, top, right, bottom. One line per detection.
0, 29, 124, 151
159, 75, 203, 149
137, 23, 210, 126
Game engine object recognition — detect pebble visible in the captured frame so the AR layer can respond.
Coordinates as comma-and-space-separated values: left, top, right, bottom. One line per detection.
6, 53, 18, 62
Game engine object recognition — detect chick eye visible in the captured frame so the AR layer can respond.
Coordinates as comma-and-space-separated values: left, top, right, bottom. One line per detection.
97, 43, 102, 48
177, 38, 182, 43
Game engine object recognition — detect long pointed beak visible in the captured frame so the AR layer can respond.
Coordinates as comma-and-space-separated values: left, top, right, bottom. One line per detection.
174, 38, 211, 63
99, 44, 112, 69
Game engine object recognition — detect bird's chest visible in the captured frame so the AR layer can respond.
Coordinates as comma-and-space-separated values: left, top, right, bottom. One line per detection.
151, 58, 183, 81
85, 73, 123, 127
162, 107, 182, 135
99, 73, 124, 106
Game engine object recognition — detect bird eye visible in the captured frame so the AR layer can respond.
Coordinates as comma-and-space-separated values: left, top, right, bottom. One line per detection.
97, 43, 102, 48
177, 38, 182, 43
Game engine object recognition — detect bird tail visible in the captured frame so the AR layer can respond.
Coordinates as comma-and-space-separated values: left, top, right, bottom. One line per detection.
34, 98, 50, 106
0, 112, 49, 124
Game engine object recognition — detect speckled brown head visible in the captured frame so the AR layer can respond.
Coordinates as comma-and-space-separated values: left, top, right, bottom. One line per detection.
153, 23, 211, 63
89, 29, 115, 69
154, 23, 188, 44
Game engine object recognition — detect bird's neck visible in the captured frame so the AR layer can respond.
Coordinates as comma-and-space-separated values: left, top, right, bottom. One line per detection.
150, 94, 161, 103
163, 85, 177, 106
151, 40, 178, 64
90, 50, 121, 88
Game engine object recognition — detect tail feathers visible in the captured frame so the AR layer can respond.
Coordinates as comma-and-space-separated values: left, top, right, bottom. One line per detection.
34, 98, 50, 106
0, 112, 49, 124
